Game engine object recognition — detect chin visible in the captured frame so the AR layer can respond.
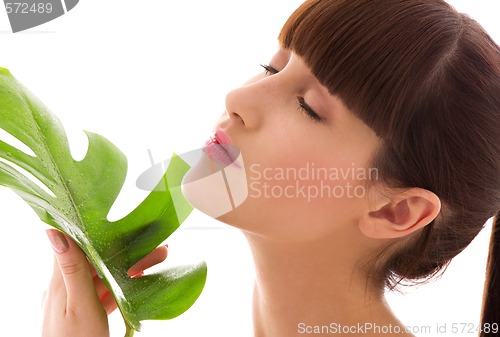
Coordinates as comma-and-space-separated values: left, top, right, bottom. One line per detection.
181, 151, 248, 219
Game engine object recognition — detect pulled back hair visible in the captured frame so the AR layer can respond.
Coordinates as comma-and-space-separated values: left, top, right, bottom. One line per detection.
279, 0, 500, 331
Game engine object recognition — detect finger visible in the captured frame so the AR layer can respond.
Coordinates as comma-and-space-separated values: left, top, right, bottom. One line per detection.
95, 247, 167, 299
93, 278, 118, 313
101, 292, 118, 315
50, 251, 64, 284
45, 254, 68, 310
90, 261, 98, 278
46, 229, 100, 311
127, 245, 168, 277
94, 276, 110, 300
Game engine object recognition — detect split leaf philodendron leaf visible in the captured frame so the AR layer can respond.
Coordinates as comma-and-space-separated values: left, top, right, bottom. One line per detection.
0, 68, 207, 335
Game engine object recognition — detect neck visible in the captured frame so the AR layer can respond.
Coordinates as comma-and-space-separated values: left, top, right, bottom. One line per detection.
242, 230, 409, 337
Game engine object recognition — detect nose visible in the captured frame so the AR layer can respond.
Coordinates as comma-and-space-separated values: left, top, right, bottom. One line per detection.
225, 79, 270, 129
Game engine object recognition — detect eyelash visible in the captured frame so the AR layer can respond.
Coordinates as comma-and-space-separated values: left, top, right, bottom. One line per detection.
260, 64, 278, 76
260, 64, 323, 123
297, 97, 322, 122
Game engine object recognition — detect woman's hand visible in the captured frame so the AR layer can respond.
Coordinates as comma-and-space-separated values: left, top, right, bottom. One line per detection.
42, 228, 168, 337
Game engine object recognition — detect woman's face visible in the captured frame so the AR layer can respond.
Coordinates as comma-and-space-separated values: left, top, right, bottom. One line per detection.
183, 50, 382, 242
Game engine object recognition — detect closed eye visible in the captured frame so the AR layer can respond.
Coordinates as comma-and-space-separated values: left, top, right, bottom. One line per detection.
297, 96, 322, 122
260, 64, 279, 76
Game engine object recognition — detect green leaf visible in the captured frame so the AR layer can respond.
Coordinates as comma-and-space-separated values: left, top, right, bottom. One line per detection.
0, 68, 207, 333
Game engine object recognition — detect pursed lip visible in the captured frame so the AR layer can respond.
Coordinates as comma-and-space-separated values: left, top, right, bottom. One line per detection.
203, 128, 240, 167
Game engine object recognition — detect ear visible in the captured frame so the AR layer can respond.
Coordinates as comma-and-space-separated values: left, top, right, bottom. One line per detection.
359, 188, 441, 239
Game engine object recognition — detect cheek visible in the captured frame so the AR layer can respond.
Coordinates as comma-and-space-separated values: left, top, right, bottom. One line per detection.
221, 133, 373, 240
247, 145, 371, 212
250, 129, 372, 196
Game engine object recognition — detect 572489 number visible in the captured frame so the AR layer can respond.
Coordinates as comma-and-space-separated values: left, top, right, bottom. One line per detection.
5, 2, 53, 14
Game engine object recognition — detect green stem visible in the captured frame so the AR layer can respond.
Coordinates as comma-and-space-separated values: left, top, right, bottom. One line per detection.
124, 323, 135, 337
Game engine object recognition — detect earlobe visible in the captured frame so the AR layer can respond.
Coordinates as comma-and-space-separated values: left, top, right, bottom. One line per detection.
359, 188, 441, 239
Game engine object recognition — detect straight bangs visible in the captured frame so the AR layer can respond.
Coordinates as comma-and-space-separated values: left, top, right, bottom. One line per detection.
278, 0, 462, 141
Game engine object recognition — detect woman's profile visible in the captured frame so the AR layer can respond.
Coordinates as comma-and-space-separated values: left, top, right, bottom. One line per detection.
42, 1, 499, 336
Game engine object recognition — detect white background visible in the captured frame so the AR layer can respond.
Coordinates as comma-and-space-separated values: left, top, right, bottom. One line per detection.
0, 1, 498, 336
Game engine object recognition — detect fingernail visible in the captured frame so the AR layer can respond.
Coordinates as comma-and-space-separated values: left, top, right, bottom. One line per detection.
46, 229, 69, 253
131, 271, 144, 279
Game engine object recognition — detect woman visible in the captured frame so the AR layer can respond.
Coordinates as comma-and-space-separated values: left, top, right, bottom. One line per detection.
43, 0, 499, 336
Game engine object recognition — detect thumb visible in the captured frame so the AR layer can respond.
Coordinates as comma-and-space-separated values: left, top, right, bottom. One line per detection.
46, 229, 99, 310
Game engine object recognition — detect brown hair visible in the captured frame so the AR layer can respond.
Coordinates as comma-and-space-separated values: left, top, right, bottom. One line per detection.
279, 0, 500, 331
482, 213, 499, 332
